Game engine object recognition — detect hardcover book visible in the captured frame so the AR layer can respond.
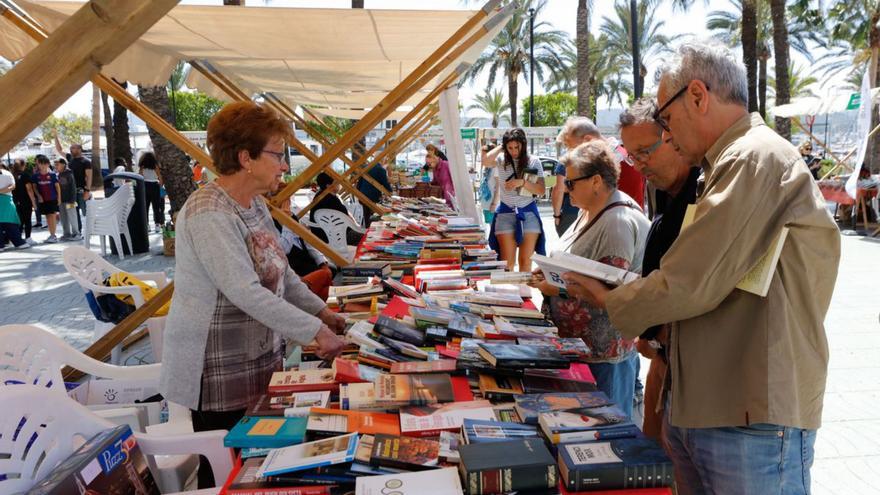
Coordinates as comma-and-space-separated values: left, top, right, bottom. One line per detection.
257, 433, 359, 477
355, 467, 464, 495
458, 438, 557, 495
539, 405, 640, 444
559, 484, 673, 495
369, 434, 441, 470
461, 419, 539, 444
514, 391, 612, 425
399, 400, 497, 437
342, 261, 392, 278
477, 342, 568, 369
306, 408, 400, 437
557, 438, 674, 492
268, 369, 338, 394
224, 416, 308, 449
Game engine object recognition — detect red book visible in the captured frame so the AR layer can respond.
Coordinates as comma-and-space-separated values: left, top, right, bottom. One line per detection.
435, 345, 460, 359
369, 295, 413, 324
332, 358, 369, 383
221, 456, 334, 495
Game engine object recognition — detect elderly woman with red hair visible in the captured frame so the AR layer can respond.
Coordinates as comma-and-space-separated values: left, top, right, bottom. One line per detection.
159, 101, 346, 486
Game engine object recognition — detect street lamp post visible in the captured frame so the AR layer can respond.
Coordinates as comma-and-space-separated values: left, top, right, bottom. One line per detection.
630, 0, 642, 98
529, 7, 535, 153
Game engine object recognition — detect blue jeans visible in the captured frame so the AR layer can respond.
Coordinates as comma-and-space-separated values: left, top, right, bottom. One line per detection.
589, 352, 638, 419
662, 399, 816, 495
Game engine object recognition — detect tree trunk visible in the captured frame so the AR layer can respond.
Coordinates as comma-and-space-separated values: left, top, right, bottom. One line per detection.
758, 52, 768, 119
509, 72, 518, 127
112, 81, 133, 170
576, 0, 591, 116
91, 84, 102, 189
741, 0, 759, 114
869, 17, 880, 173
138, 85, 197, 215
101, 90, 115, 169
770, 0, 791, 140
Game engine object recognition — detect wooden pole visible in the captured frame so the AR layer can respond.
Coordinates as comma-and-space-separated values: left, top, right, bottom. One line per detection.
0, 0, 180, 156
300, 105, 369, 157
789, 118, 848, 175
273, 1, 510, 204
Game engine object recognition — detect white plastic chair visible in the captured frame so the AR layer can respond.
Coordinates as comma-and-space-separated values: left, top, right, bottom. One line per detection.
0, 324, 202, 494
346, 199, 365, 227
0, 385, 232, 494
83, 183, 135, 259
63, 245, 168, 363
313, 209, 364, 262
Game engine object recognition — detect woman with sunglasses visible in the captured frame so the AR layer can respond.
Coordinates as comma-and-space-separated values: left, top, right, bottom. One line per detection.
481, 128, 547, 271
530, 140, 649, 418
159, 101, 346, 488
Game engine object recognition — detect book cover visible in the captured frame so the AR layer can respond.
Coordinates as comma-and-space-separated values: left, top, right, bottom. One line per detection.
374, 373, 460, 405
226, 457, 334, 495
26, 425, 160, 495
248, 392, 331, 417
492, 403, 522, 423
539, 405, 640, 444
340, 382, 400, 411
533, 251, 640, 288
514, 391, 612, 425
461, 419, 539, 444
306, 408, 401, 436
521, 375, 598, 395
224, 416, 308, 449
369, 434, 440, 470
458, 438, 557, 494
517, 338, 591, 359
257, 433, 359, 477
399, 400, 497, 437
558, 437, 674, 492
354, 467, 464, 495
735, 226, 789, 297
333, 357, 370, 383
374, 315, 426, 346
439, 431, 462, 463
342, 261, 391, 277
268, 369, 338, 394
477, 342, 569, 369
477, 374, 524, 400
525, 363, 596, 383
390, 359, 458, 374
559, 483, 673, 495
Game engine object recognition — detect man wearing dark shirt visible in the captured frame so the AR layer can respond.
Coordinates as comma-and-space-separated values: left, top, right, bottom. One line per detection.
356, 161, 393, 228
619, 98, 700, 441
55, 138, 92, 230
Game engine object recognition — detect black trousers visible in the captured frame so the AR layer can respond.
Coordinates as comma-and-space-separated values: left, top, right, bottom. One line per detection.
191, 407, 246, 488
144, 181, 166, 225
15, 202, 32, 238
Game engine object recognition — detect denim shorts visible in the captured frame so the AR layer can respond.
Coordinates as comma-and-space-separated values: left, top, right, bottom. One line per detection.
494, 211, 542, 235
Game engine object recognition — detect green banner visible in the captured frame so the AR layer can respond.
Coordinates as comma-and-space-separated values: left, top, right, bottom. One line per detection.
847, 92, 861, 111
460, 128, 477, 139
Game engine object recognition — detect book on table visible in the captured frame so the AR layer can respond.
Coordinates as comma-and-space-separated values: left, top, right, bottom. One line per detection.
256, 432, 359, 478
225, 457, 337, 495
268, 369, 339, 394
477, 373, 524, 400
248, 391, 331, 417
369, 434, 441, 470
224, 416, 308, 448
514, 391, 612, 425
460, 418, 539, 444
458, 438, 557, 495
306, 407, 401, 437
374, 373, 472, 405
557, 437, 674, 492
477, 342, 569, 369
533, 251, 640, 288
390, 359, 457, 374
399, 400, 497, 437
354, 467, 464, 495
539, 404, 640, 444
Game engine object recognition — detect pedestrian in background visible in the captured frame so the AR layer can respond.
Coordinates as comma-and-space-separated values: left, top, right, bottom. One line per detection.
55, 158, 80, 241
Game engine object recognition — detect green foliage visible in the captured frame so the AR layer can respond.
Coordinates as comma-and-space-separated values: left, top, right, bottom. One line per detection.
40, 113, 91, 145
521, 92, 577, 127
307, 114, 355, 142
466, 88, 510, 128
819, 158, 836, 178
169, 91, 225, 131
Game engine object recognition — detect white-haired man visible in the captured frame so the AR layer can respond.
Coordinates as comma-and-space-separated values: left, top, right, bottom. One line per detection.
564, 42, 840, 494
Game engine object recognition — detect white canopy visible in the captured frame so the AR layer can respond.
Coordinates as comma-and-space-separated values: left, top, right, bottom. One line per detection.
0, 1, 504, 114
771, 88, 880, 118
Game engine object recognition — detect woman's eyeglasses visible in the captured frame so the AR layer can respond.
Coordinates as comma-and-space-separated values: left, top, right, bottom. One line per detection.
261, 149, 287, 164
564, 173, 596, 190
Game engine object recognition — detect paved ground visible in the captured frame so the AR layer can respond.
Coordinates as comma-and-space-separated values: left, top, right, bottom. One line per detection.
1, 198, 877, 494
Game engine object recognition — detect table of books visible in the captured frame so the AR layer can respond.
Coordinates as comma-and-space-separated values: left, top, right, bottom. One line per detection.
218, 196, 675, 495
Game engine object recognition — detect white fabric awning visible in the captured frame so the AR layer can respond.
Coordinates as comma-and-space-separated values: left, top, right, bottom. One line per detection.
0, 1, 504, 113
771, 88, 880, 118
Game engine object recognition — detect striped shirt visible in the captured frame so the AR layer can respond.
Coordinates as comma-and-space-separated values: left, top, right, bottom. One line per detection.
495, 154, 544, 209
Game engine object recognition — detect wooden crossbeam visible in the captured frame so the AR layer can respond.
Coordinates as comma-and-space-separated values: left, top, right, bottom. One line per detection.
300, 105, 369, 157
0, 0, 179, 156
273, 0, 508, 205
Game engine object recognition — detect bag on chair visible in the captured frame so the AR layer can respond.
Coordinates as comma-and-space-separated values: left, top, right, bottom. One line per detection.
105, 272, 171, 316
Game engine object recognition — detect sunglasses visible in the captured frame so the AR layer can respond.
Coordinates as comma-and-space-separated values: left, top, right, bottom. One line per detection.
653, 83, 710, 132
565, 173, 596, 190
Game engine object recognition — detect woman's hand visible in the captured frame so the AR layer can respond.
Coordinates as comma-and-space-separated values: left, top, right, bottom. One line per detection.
314, 325, 345, 361
504, 179, 524, 191
317, 307, 346, 335
562, 272, 611, 309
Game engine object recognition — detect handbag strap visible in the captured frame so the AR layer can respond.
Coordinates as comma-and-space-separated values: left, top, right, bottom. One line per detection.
569, 200, 640, 246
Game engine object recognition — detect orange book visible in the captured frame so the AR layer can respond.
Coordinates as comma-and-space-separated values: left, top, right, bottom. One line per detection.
306, 407, 401, 437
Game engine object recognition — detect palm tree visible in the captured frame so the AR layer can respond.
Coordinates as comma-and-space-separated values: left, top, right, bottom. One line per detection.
576, 0, 592, 116
599, 0, 677, 91
464, 0, 570, 125
466, 88, 510, 128
112, 80, 133, 168
768, 63, 818, 100
91, 84, 102, 187
770, 0, 791, 139
741, 0, 759, 114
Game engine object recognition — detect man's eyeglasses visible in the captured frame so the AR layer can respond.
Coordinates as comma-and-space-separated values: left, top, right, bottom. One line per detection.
261, 149, 287, 164
564, 173, 596, 190
624, 135, 663, 165
652, 83, 710, 132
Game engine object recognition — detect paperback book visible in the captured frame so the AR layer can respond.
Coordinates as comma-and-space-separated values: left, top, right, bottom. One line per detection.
533, 251, 640, 288
369, 434, 441, 470
390, 359, 458, 374
354, 467, 464, 495
226, 457, 336, 495
477, 342, 569, 369
306, 408, 401, 437
224, 416, 308, 449
399, 400, 497, 437
460, 419, 539, 444
268, 369, 338, 394
514, 391, 612, 425
248, 391, 331, 417
257, 433, 359, 477
539, 405, 640, 443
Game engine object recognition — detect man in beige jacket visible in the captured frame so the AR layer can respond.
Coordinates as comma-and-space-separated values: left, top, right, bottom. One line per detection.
564, 42, 840, 494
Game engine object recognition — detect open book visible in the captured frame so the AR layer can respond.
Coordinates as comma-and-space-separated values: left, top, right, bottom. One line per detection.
532, 251, 640, 288
680, 205, 789, 297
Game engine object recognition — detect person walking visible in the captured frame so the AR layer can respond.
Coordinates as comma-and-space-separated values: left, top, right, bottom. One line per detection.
11, 159, 36, 245
55, 137, 92, 231
55, 158, 81, 241
138, 151, 166, 232
31, 155, 59, 243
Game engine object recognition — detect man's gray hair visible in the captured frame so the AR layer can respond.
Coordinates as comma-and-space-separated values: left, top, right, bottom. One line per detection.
557, 116, 601, 144
656, 42, 747, 107
618, 97, 659, 130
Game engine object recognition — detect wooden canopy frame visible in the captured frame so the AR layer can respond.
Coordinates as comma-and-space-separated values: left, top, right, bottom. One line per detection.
0, 0, 508, 372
